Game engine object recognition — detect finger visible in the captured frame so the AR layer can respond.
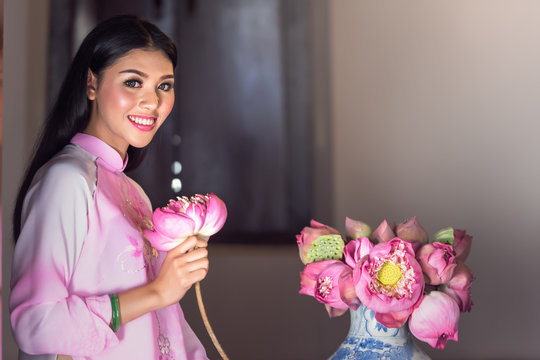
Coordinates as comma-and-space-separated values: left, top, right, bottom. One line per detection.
169, 236, 199, 255
177, 268, 208, 289
182, 257, 209, 274
180, 247, 208, 263
194, 237, 209, 248
190, 268, 209, 282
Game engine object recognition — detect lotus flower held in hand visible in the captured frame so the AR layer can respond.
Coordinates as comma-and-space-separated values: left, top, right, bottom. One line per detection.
143, 193, 227, 251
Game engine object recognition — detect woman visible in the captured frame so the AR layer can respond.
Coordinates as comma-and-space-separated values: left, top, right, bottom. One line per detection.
10, 15, 209, 359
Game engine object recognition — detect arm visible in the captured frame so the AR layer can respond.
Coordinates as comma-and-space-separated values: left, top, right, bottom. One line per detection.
9, 159, 119, 356
117, 235, 209, 324
119, 177, 210, 325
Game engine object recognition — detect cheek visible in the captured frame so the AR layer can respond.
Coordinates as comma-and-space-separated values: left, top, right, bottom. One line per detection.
100, 85, 134, 112
113, 90, 135, 111
160, 95, 175, 118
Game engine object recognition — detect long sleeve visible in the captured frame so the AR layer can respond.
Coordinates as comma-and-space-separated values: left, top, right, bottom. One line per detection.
10, 153, 119, 356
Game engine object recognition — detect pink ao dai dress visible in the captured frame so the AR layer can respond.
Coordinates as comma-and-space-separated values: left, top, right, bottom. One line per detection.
10, 133, 208, 359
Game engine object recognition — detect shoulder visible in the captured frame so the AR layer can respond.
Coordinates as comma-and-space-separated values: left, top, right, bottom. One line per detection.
32, 144, 97, 193
19, 144, 98, 236
23, 144, 98, 216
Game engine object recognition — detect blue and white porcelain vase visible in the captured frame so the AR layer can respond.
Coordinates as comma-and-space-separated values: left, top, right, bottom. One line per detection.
329, 305, 431, 360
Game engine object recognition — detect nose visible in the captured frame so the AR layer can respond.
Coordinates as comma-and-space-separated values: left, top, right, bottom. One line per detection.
139, 89, 159, 110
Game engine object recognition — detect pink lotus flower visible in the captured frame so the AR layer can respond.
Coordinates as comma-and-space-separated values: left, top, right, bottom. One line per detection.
454, 229, 472, 262
299, 260, 360, 317
296, 220, 342, 265
440, 261, 475, 312
353, 238, 425, 314
396, 217, 429, 245
345, 217, 372, 240
416, 242, 457, 285
371, 220, 396, 244
375, 306, 415, 329
409, 291, 460, 349
143, 193, 227, 251
343, 237, 373, 268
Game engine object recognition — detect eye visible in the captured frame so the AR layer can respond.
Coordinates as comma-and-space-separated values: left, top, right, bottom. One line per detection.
158, 82, 174, 91
124, 79, 142, 88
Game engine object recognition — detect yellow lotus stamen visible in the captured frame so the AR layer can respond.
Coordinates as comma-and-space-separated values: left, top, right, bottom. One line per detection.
378, 261, 402, 285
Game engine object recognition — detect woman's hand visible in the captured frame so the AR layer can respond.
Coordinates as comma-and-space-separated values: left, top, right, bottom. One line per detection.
116, 235, 209, 325
152, 235, 209, 307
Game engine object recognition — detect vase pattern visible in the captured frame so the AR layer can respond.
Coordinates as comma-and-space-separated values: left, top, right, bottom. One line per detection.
329, 306, 431, 360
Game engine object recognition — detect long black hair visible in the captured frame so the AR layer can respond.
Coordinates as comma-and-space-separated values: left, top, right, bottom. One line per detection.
13, 15, 177, 240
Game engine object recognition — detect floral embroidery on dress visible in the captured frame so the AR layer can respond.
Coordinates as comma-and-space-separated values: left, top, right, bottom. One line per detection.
116, 235, 147, 273
158, 333, 171, 356
142, 234, 159, 261
155, 309, 176, 359
116, 172, 153, 231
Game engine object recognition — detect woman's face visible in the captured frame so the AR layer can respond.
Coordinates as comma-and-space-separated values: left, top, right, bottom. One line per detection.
85, 49, 175, 159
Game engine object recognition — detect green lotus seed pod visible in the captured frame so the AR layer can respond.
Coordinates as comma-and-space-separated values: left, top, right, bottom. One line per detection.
306, 234, 344, 263
432, 227, 455, 246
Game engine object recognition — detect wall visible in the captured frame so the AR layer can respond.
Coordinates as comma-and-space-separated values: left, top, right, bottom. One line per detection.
330, 1, 540, 358
3, 1, 540, 359
2, 0, 50, 358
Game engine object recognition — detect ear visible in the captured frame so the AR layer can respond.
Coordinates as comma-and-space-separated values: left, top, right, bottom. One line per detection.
86, 70, 98, 100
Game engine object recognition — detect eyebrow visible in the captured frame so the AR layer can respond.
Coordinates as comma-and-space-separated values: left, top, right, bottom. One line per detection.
119, 69, 174, 80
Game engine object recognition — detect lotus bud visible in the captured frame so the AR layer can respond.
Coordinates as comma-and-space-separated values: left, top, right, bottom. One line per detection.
371, 220, 396, 244
345, 217, 372, 240
409, 291, 460, 349
396, 217, 429, 244
453, 229, 472, 262
440, 261, 475, 312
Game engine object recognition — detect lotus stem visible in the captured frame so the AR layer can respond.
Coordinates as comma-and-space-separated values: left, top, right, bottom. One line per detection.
195, 281, 229, 360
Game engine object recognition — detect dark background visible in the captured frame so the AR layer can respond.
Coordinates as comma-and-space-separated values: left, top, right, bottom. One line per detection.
47, 0, 322, 243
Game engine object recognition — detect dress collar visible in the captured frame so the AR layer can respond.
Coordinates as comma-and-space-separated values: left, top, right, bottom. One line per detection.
71, 133, 128, 172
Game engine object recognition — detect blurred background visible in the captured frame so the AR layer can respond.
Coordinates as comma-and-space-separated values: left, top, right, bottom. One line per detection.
3, 0, 540, 359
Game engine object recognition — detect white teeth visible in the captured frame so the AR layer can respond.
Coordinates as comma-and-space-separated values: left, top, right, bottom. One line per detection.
128, 115, 156, 126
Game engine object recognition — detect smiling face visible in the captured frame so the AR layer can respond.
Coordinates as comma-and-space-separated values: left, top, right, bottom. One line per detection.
85, 48, 175, 159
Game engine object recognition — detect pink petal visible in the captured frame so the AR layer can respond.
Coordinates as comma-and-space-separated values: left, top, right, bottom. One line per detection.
371, 220, 396, 243
143, 229, 184, 252
454, 229, 472, 262
314, 262, 351, 307
184, 202, 206, 233
345, 217, 372, 240
396, 217, 429, 244
299, 260, 358, 315
375, 307, 413, 328
299, 261, 336, 297
409, 291, 460, 349
310, 219, 340, 234
338, 266, 361, 310
417, 243, 457, 285
325, 305, 349, 318
199, 194, 228, 236
343, 237, 373, 268
299, 272, 317, 297
440, 261, 475, 312
152, 208, 195, 240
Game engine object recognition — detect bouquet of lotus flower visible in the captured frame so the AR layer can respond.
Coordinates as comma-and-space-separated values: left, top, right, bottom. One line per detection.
296, 217, 474, 350
143, 193, 229, 360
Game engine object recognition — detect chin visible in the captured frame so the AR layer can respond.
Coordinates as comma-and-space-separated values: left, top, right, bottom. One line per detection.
129, 135, 155, 149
